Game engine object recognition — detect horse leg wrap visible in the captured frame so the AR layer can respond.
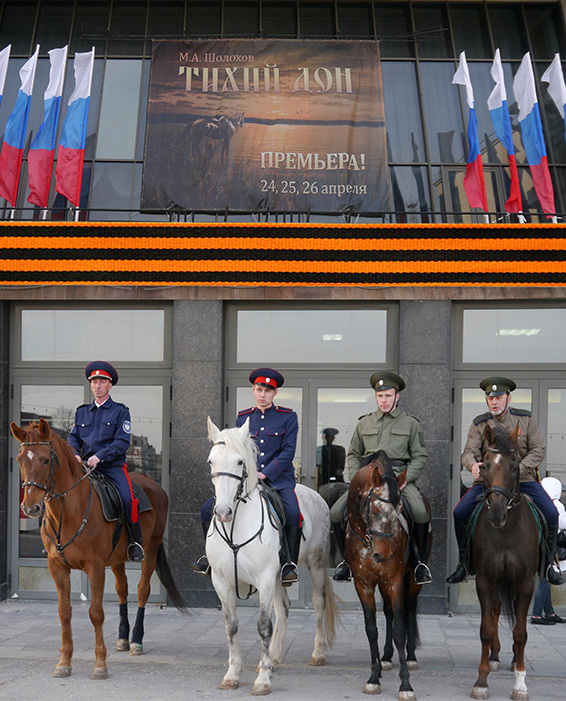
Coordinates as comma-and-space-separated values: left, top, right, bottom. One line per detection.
118, 602, 130, 641
131, 606, 145, 646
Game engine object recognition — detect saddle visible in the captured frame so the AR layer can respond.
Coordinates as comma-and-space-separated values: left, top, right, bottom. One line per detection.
89, 469, 153, 522
260, 483, 287, 530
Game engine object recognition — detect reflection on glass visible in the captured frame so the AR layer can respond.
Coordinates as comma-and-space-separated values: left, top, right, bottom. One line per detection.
419, 63, 464, 163
90, 162, 136, 220
237, 310, 388, 364
316, 427, 346, 487
21, 309, 165, 362
450, 6, 490, 59
547, 389, 566, 486
382, 62, 424, 163
462, 309, 566, 363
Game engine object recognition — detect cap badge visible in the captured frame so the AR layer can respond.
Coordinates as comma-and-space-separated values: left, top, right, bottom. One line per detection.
492, 384, 497, 391
265, 377, 271, 384
378, 379, 384, 386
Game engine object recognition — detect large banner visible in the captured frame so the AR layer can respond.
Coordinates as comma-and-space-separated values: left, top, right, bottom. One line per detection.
142, 39, 389, 213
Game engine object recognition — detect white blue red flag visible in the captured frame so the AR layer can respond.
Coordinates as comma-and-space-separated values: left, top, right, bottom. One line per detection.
542, 54, 566, 142
27, 45, 68, 208
0, 45, 39, 207
55, 47, 94, 207
487, 49, 522, 213
452, 51, 488, 211
0, 44, 11, 112
513, 52, 555, 216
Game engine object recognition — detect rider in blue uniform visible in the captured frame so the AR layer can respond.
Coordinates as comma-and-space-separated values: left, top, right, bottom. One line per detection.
68, 361, 144, 562
446, 376, 562, 586
194, 367, 302, 586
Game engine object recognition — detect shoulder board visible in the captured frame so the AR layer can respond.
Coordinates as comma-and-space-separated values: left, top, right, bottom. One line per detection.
237, 407, 255, 417
509, 407, 532, 417
357, 412, 371, 421
274, 405, 292, 413
473, 412, 492, 426
407, 413, 421, 423
76, 403, 90, 410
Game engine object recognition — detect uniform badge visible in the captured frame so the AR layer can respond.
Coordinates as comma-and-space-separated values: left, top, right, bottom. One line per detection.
123, 420, 132, 434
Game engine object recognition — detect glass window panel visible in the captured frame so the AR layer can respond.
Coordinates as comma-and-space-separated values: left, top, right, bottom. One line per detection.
337, 2, 373, 37
413, 5, 451, 59
462, 309, 566, 364
382, 62, 424, 162
146, 1, 185, 53
107, 0, 147, 56
71, 0, 111, 54
90, 162, 135, 219
186, 1, 221, 36
547, 389, 566, 485
300, 2, 335, 37
262, 2, 297, 36
419, 63, 464, 163
375, 4, 413, 59
35, 0, 73, 50
96, 60, 142, 159
0, 1, 37, 54
21, 309, 165, 362
236, 309, 388, 364
525, 4, 566, 60
19, 566, 81, 593
224, 2, 258, 36
537, 61, 566, 165
488, 6, 528, 60
389, 166, 432, 222
450, 5, 490, 59
553, 167, 566, 214
442, 167, 500, 220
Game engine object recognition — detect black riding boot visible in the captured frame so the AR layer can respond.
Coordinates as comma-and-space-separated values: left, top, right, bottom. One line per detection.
412, 522, 432, 585
545, 524, 564, 585
127, 520, 145, 562
281, 525, 302, 586
332, 521, 351, 582
446, 520, 469, 584
192, 520, 212, 576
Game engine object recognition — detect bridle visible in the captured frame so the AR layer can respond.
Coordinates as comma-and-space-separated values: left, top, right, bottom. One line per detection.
483, 445, 522, 511
349, 487, 401, 548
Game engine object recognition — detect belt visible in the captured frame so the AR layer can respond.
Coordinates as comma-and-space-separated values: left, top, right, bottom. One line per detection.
389, 459, 409, 467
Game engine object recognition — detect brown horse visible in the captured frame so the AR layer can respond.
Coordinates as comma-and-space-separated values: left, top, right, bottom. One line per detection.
471, 423, 539, 701
11, 418, 187, 679
346, 451, 431, 700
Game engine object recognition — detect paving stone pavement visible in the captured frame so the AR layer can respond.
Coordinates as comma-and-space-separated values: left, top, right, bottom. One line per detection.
0, 599, 564, 700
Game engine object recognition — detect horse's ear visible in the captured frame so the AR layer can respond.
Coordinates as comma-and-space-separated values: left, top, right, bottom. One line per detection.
10, 421, 26, 443
38, 418, 51, 439
238, 417, 250, 437
484, 424, 494, 444
397, 468, 408, 489
371, 461, 384, 488
207, 416, 222, 442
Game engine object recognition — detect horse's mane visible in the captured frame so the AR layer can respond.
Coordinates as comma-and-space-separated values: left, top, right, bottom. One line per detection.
488, 426, 516, 455
219, 424, 260, 491
363, 450, 401, 508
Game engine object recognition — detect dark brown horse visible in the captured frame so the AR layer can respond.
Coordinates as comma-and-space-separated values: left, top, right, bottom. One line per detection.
346, 451, 431, 700
471, 423, 539, 701
11, 418, 187, 679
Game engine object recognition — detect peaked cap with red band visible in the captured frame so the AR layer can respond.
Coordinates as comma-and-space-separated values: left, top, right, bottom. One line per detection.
85, 361, 119, 385
249, 367, 284, 389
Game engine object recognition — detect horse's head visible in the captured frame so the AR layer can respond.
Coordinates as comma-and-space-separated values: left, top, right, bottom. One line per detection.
207, 416, 258, 523
354, 451, 404, 563
481, 423, 521, 528
11, 418, 56, 518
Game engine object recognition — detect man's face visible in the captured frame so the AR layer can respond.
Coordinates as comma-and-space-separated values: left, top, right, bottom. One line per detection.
375, 388, 398, 413
486, 392, 510, 416
90, 377, 112, 403
252, 383, 277, 411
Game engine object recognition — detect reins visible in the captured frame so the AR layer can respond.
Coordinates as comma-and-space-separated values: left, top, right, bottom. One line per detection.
349, 486, 401, 548
483, 445, 522, 511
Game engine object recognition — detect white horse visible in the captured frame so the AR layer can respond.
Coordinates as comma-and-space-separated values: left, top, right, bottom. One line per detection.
206, 417, 339, 696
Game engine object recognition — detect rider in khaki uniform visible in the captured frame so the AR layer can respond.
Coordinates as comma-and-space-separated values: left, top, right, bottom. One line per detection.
330, 371, 432, 585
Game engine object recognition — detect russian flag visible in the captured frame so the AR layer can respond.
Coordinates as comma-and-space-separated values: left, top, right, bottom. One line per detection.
55, 47, 94, 207
542, 53, 566, 142
487, 49, 522, 213
513, 52, 555, 216
0, 44, 11, 112
0, 45, 39, 207
27, 46, 68, 208
452, 51, 488, 212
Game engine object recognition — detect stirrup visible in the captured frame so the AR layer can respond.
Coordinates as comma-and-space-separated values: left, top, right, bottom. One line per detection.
128, 542, 145, 562
192, 555, 211, 576
281, 562, 299, 587
546, 564, 564, 586
414, 561, 432, 585
333, 560, 352, 582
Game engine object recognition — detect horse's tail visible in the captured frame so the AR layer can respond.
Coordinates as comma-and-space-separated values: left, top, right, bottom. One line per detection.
498, 580, 516, 627
322, 568, 340, 648
156, 542, 189, 613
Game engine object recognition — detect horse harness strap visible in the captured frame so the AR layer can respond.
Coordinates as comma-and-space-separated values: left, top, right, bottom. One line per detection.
349, 487, 405, 548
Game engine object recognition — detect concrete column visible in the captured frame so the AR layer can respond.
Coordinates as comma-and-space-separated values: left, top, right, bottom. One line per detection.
0, 302, 9, 600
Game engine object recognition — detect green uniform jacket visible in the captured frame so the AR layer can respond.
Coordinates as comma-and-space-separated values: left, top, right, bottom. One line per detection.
461, 407, 545, 484
346, 407, 428, 484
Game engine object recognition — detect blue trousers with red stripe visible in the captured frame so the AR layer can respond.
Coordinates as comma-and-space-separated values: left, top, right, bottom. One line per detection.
96, 463, 139, 524
201, 486, 301, 527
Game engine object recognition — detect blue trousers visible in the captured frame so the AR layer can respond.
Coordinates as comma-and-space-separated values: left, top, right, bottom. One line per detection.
532, 576, 554, 617
201, 486, 301, 527
453, 481, 558, 527
96, 463, 139, 524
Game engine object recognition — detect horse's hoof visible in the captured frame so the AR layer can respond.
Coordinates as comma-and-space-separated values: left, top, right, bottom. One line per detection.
363, 683, 381, 695
251, 683, 271, 696
407, 660, 419, 671
129, 643, 143, 656
90, 666, 108, 680
381, 661, 393, 671
219, 679, 239, 690
52, 666, 71, 678
511, 691, 529, 701
309, 655, 326, 667
399, 692, 416, 701
489, 661, 500, 672
116, 638, 130, 652
471, 686, 489, 699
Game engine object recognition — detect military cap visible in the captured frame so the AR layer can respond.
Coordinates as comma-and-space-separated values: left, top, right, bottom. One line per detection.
370, 371, 405, 392
322, 427, 339, 436
85, 361, 119, 385
249, 367, 284, 389
480, 376, 516, 396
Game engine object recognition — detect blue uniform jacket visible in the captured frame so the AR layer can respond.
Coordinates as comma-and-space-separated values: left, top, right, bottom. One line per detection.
68, 396, 132, 467
236, 404, 298, 490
